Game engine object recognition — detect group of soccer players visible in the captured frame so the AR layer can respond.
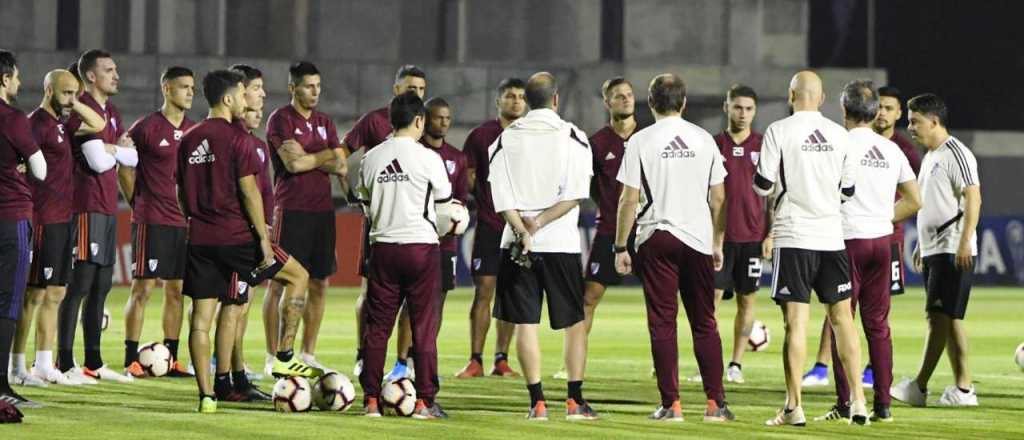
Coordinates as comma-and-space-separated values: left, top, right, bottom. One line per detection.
0, 47, 982, 426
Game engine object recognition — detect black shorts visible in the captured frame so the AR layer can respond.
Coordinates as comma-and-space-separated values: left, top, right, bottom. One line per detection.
183, 242, 288, 305
584, 232, 637, 286
922, 254, 973, 319
131, 223, 187, 280
494, 251, 584, 330
441, 250, 457, 292
71, 212, 117, 266
714, 241, 763, 294
28, 222, 73, 287
471, 221, 503, 276
770, 247, 852, 305
274, 209, 336, 279
889, 241, 906, 295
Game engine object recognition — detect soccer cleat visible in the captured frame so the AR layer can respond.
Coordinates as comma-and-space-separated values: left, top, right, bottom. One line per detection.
937, 385, 979, 407
384, 361, 410, 382
124, 361, 146, 378
565, 398, 598, 421
411, 399, 449, 420
66, 367, 99, 385
552, 367, 568, 380
849, 400, 870, 425
197, 396, 217, 413
239, 384, 272, 401
862, 366, 874, 388
454, 359, 484, 378
271, 357, 323, 378
0, 390, 42, 409
364, 397, 382, 417
703, 400, 735, 422
167, 361, 194, 378
491, 359, 520, 378
299, 352, 333, 373
890, 378, 928, 407
725, 365, 745, 384
765, 406, 806, 427
869, 405, 893, 423
813, 404, 850, 422
801, 364, 829, 387
84, 365, 135, 383
215, 387, 250, 402
36, 367, 83, 386
13, 371, 48, 388
526, 400, 548, 421
649, 401, 684, 422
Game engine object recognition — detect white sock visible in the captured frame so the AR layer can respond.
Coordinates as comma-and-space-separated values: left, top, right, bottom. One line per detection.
12, 353, 27, 375
35, 351, 54, 373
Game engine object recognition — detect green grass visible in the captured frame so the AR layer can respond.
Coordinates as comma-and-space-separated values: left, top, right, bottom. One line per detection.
5, 287, 1024, 439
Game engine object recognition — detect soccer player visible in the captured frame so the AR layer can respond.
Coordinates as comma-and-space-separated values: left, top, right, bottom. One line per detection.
178, 70, 316, 414
262, 61, 345, 375
341, 64, 426, 376
813, 80, 920, 423
613, 73, 734, 422
755, 71, 868, 426
58, 49, 138, 384
121, 66, 195, 378
711, 84, 766, 385
891, 93, 982, 407
383, 97, 469, 382
455, 77, 525, 379
0, 49, 48, 408
488, 72, 595, 420
356, 91, 452, 419
12, 69, 104, 387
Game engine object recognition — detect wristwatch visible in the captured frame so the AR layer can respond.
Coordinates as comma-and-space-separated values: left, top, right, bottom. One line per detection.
614, 245, 629, 254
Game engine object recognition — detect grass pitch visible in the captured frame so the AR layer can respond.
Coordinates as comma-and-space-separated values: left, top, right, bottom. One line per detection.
4, 286, 1023, 439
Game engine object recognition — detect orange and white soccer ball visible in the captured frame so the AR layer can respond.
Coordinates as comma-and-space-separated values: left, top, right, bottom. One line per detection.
273, 376, 313, 413
436, 200, 470, 237
312, 372, 357, 412
381, 377, 416, 416
747, 320, 770, 352
137, 342, 172, 377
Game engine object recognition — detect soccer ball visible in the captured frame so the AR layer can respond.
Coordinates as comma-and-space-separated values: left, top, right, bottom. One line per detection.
435, 200, 470, 237
1015, 342, 1024, 371
380, 377, 417, 416
137, 342, 172, 377
312, 372, 357, 411
273, 377, 313, 413
747, 320, 770, 352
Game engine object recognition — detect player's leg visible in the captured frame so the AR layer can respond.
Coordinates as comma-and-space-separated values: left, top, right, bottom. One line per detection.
732, 293, 756, 363
385, 304, 414, 381
909, 256, 953, 391
123, 278, 156, 374
359, 244, 403, 415
57, 261, 95, 373
824, 242, 863, 417
189, 298, 219, 404
12, 288, 44, 385
299, 211, 335, 366
856, 240, 894, 418
270, 257, 311, 370
262, 280, 283, 374
542, 253, 592, 419
82, 265, 129, 381
300, 278, 328, 363
936, 255, 975, 405
727, 243, 761, 382
405, 246, 443, 417
819, 250, 866, 423
34, 285, 71, 383
231, 298, 269, 400
637, 231, 683, 416
492, 250, 544, 417
462, 274, 496, 377
0, 220, 38, 406
161, 279, 190, 376
946, 318, 972, 388
213, 300, 243, 400
781, 301, 810, 409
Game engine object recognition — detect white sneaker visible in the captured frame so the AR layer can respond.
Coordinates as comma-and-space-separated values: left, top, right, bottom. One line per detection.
765, 406, 806, 427
66, 367, 99, 385
552, 368, 568, 380
13, 371, 48, 387
937, 385, 978, 407
87, 365, 135, 384
725, 365, 745, 384
849, 400, 870, 425
36, 367, 83, 386
890, 377, 927, 407
264, 354, 275, 378
352, 358, 364, 377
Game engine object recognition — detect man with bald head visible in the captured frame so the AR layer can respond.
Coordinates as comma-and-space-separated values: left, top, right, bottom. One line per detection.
11, 69, 104, 389
488, 72, 596, 420
754, 71, 869, 426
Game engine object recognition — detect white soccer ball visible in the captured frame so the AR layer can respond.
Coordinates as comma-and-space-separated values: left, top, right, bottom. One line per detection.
137, 342, 172, 377
312, 372, 357, 412
747, 320, 770, 352
1015, 342, 1024, 371
435, 200, 470, 237
273, 376, 313, 413
381, 377, 417, 416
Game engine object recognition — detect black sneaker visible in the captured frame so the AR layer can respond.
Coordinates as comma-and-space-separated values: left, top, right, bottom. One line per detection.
412, 399, 449, 419
870, 405, 893, 423
237, 384, 272, 401
0, 390, 42, 409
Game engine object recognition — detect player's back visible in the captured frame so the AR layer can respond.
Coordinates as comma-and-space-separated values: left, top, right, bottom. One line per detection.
842, 127, 914, 240
759, 111, 855, 251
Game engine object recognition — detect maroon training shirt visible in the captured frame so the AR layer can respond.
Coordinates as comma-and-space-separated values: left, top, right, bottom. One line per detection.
28, 109, 73, 224
68, 93, 124, 215
129, 111, 193, 226
423, 139, 469, 252
890, 130, 922, 245
266, 105, 340, 212
342, 107, 391, 153
715, 131, 765, 243
463, 119, 505, 231
589, 126, 631, 236
177, 118, 262, 246
0, 100, 40, 221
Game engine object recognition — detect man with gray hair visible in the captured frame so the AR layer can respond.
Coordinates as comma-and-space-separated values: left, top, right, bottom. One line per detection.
488, 72, 596, 421
815, 80, 921, 423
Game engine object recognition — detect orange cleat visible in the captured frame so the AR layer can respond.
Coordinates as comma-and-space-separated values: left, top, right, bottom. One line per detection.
166, 361, 194, 378
490, 359, 520, 377
124, 361, 146, 378
454, 359, 484, 378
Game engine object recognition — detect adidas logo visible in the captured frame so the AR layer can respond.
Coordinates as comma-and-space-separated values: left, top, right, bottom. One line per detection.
605, 152, 616, 160
159, 138, 170, 147
187, 140, 216, 164
861, 145, 890, 168
778, 286, 791, 295
661, 135, 695, 158
376, 159, 410, 183
802, 129, 833, 152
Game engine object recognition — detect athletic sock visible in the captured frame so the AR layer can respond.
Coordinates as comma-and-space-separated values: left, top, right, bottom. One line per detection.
527, 382, 545, 407
163, 339, 180, 361
276, 349, 294, 363
85, 348, 103, 370
813, 362, 828, 370
124, 340, 139, 367
470, 352, 483, 365
495, 352, 508, 364
58, 349, 74, 372
232, 370, 250, 391
214, 372, 232, 395
728, 361, 742, 370
35, 351, 54, 373
957, 386, 971, 394
567, 380, 584, 403
12, 353, 26, 375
